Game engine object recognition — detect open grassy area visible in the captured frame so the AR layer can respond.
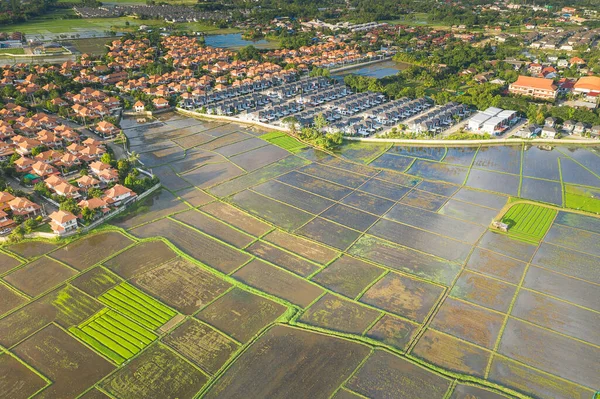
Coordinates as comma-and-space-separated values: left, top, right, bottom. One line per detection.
564, 185, 600, 214
500, 203, 556, 243
0, 48, 25, 55
64, 37, 112, 55
261, 132, 306, 153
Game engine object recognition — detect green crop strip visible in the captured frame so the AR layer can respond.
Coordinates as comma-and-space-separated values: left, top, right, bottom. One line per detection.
499, 203, 556, 244
260, 132, 306, 153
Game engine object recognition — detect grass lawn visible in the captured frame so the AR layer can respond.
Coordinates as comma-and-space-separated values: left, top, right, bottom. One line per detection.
64, 37, 113, 55
261, 132, 306, 153
33, 223, 53, 234
564, 185, 600, 214
0, 48, 25, 55
500, 203, 556, 243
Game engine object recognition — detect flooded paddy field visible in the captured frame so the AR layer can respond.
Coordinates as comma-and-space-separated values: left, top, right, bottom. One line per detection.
1, 116, 599, 399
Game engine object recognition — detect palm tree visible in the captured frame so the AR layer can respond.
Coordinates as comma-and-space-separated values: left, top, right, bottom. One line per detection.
127, 151, 140, 166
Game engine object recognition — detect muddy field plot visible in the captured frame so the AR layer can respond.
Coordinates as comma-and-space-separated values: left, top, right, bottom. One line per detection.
451, 271, 516, 313
201, 201, 272, 237
439, 199, 500, 226
0, 251, 21, 274
263, 229, 338, 264
152, 165, 192, 191
531, 242, 599, 282
359, 272, 444, 323
0, 282, 28, 316
520, 178, 562, 206
199, 131, 253, 151
357, 177, 411, 201
449, 384, 509, 399
341, 191, 396, 216
321, 203, 379, 232
451, 187, 508, 209
299, 163, 370, 188
399, 189, 449, 211
100, 343, 208, 399
0, 353, 47, 399
544, 223, 600, 257
406, 159, 469, 185
465, 247, 526, 284
70, 266, 121, 297
169, 149, 228, 174
3, 256, 77, 297
297, 217, 362, 251
473, 145, 522, 175
252, 179, 335, 214
466, 169, 520, 196
276, 170, 354, 201
299, 293, 382, 335
215, 137, 269, 157
50, 232, 133, 271
132, 257, 231, 315
370, 152, 414, 173
172, 209, 255, 248
162, 318, 239, 374
13, 324, 114, 399
312, 255, 384, 299
103, 240, 177, 280
416, 180, 460, 197
197, 287, 287, 343
346, 349, 451, 399
441, 146, 478, 166
554, 210, 600, 233
365, 314, 419, 352
230, 144, 290, 171
478, 231, 537, 263
112, 189, 190, 229
181, 161, 245, 189
204, 325, 371, 399
5, 241, 58, 260
247, 241, 320, 277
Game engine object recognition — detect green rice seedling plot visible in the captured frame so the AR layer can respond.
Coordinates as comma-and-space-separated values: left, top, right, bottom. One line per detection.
439, 199, 500, 226
524, 266, 599, 311
511, 290, 600, 345
430, 297, 504, 349
522, 146, 561, 181
172, 209, 254, 248
152, 165, 192, 191
13, 324, 115, 399
342, 191, 396, 216
544, 223, 600, 257
252, 180, 335, 214
50, 232, 133, 271
263, 229, 338, 264
365, 314, 419, 351
348, 235, 461, 286
209, 155, 309, 197
346, 349, 451, 399
473, 145, 522, 175
181, 162, 245, 189
412, 329, 491, 378
564, 184, 600, 213
230, 145, 290, 172
416, 180, 460, 197
500, 203, 556, 244
113, 189, 191, 230
488, 356, 595, 399
174, 187, 213, 207
337, 141, 390, 164
389, 145, 446, 161
465, 248, 526, 284
171, 132, 216, 149
532, 243, 599, 283
0, 353, 48, 399
466, 169, 520, 196
442, 146, 479, 166
297, 218, 362, 251
449, 384, 510, 399
558, 146, 600, 176
478, 231, 537, 262
359, 272, 444, 323
100, 343, 208, 399
230, 190, 314, 230
3, 256, 76, 297
312, 255, 383, 298
233, 259, 324, 308
376, 170, 422, 187
99, 282, 176, 330
103, 240, 177, 280
554, 210, 600, 234
70, 309, 156, 365
369, 153, 415, 173
0, 282, 28, 316
451, 271, 516, 313
0, 252, 21, 274
384, 204, 486, 244
138, 146, 186, 167
130, 218, 251, 274
399, 189, 449, 211
369, 219, 472, 263
299, 163, 370, 188
320, 204, 379, 232
162, 318, 239, 374
560, 158, 600, 188
260, 132, 306, 153
407, 159, 470, 185
520, 178, 562, 206
201, 202, 272, 237
215, 137, 269, 157
324, 156, 380, 177
498, 318, 600, 389
199, 132, 253, 151
276, 171, 354, 200
168, 149, 227, 174
6, 241, 57, 260
358, 177, 411, 201
132, 257, 231, 315
197, 287, 287, 343
204, 325, 371, 399
70, 267, 122, 298
299, 293, 382, 335
246, 241, 320, 277
452, 187, 507, 209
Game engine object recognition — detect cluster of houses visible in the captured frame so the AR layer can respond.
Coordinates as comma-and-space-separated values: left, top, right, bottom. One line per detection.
266, 42, 382, 70
74, 4, 229, 24
409, 102, 471, 134
529, 28, 600, 51
508, 75, 600, 106
467, 107, 519, 135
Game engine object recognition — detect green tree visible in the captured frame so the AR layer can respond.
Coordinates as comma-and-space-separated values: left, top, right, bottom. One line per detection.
59, 197, 81, 216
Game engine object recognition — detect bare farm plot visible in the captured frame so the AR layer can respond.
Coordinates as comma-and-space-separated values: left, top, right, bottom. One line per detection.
69, 266, 122, 297
365, 314, 419, 352
103, 240, 177, 280
312, 255, 383, 299
450, 270, 516, 313
247, 241, 321, 277
0, 251, 21, 274
200, 201, 273, 237
50, 231, 133, 270
0, 353, 48, 399
0, 282, 28, 317
3, 256, 77, 297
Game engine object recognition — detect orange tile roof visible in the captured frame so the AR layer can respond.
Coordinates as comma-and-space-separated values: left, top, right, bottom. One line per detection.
511, 75, 557, 91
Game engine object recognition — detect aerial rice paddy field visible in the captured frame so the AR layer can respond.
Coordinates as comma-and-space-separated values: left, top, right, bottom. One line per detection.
1, 113, 599, 398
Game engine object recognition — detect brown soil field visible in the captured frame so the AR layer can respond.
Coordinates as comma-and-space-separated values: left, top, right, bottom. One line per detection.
100, 343, 208, 399
171, 132, 214, 149
69, 266, 121, 297
439, 199, 500, 225
357, 178, 412, 201
429, 297, 504, 349
230, 145, 289, 171
5, 241, 57, 260
181, 162, 245, 189
3, 257, 77, 297
201, 202, 272, 237
299, 163, 369, 188
172, 209, 254, 248
449, 384, 509, 399
162, 318, 239, 374
346, 349, 451, 399
152, 165, 193, 191
169, 149, 227, 174
204, 325, 371, 399
0, 282, 28, 316
332, 389, 364, 399
247, 241, 320, 277
78, 388, 112, 399
452, 187, 508, 209
276, 171, 354, 201
0, 251, 21, 274
297, 217, 362, 251
0, 353, 47, 398
112, 189, 190, 229
399, 189, 449, 211
13, 324, 114, 398
359, 272, 444, 323
451, 271, 517, 313
50, 232, 133, 270
365, 314, 419, 352
103, 240, 177, 279
465, 248, 526, 284
531, 243, 599, 282
253, 179, 335, 214
417, 180, 460, 197
477, 232, 537, 263
176, 187, 213, 207
321, 204, 379, 232
412, 329, 491, 378
299, 293, 381, 335
375, 170, 421, 187
215, 137, 268, 157
132, 257, 231, 314
199, 132, 252, 151
312, 255, 383, 299
233, 259, 323, 308
342, 191, 396, 216
544, 224, 600, 257
263, 229, 338, 264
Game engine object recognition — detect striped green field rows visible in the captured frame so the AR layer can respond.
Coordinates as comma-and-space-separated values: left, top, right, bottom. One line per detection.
99, 282, 177, 330
261, 132, 306, 153
501, 203, 556, 243
70, 308, 156, 364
